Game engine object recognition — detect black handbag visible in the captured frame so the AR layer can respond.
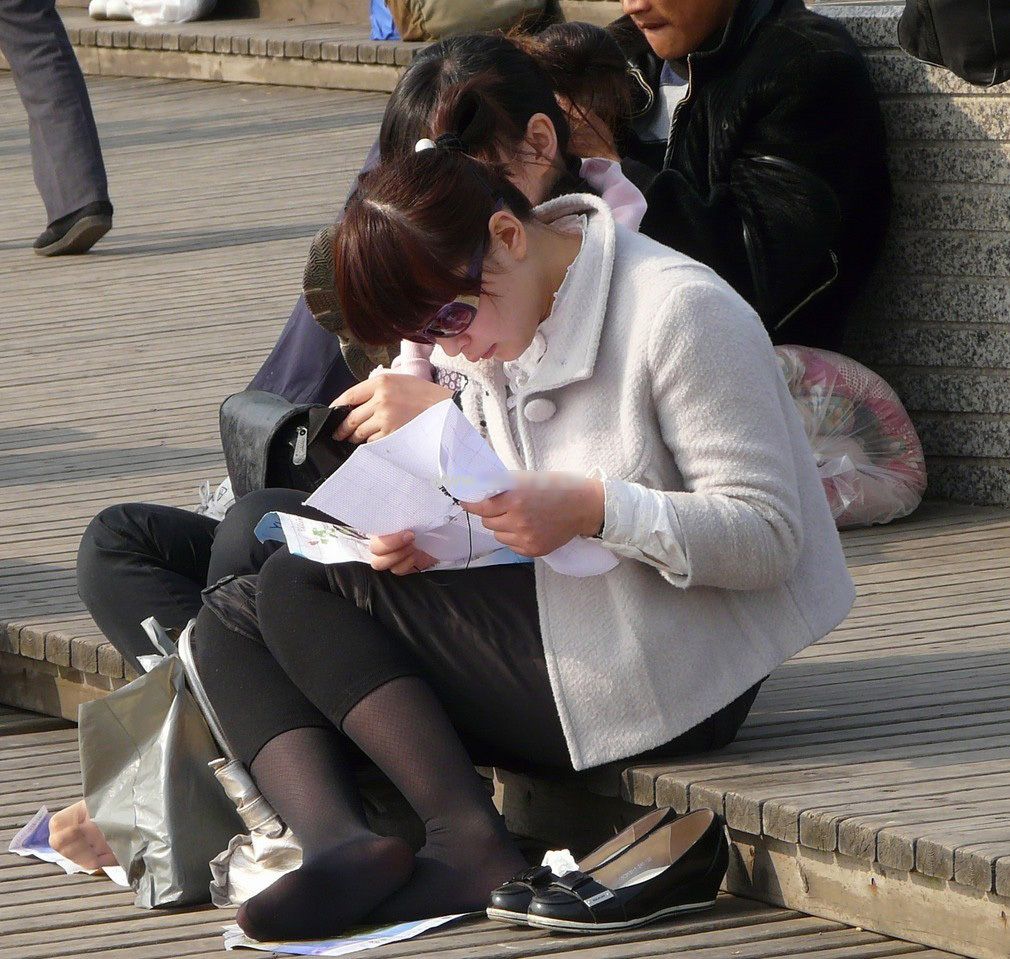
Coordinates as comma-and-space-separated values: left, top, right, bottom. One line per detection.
898, 0, 1010, 86
219, 390, 355, 499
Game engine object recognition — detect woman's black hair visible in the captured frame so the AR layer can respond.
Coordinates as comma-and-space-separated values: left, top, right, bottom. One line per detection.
377, 33, 586, 197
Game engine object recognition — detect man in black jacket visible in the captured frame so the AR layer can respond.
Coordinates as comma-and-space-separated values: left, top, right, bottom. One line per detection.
599, 0, 891, 351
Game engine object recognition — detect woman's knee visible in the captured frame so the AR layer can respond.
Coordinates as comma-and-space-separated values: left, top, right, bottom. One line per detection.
255, 548, 334, 650
76, 503, 152, 602
208, 488, 306, 580
256, 547, 313, 615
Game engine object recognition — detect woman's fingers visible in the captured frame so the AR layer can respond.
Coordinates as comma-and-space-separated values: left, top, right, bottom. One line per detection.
333, 376, 453, 444
370, 530, 414, 556
334, 396, 380, 443
369, 534, 439, 574
487, 530, 535, 555
459, 491, 511, 518
331, 379, 377, 412
387, 549, 438, 576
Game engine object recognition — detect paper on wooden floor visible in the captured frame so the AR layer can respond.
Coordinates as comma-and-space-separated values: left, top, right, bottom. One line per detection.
8, 806, 130, 887
222, 914, 468, 956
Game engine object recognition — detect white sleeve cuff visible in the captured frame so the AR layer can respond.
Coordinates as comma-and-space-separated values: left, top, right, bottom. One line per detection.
600, 476, 690, 578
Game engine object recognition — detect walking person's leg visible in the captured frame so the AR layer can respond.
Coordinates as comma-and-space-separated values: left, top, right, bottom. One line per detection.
0, 0, 113, 254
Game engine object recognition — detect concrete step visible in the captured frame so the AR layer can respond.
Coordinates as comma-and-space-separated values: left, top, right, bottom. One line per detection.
33, 3, 625, 93
53, 10, 418, 93
17, 3, 893, 97
59, 0, 368, 17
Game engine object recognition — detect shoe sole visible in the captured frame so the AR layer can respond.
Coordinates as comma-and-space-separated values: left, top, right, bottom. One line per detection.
525, 897, 717, 934
485, 907, 530, 925
34, 215, 112, 256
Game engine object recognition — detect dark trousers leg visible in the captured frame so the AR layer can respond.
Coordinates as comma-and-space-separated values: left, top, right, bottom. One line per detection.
77, 504, 217, 672
76, 488, 311, 672
217, 548, 762, 771
246, 295, 356, 405
0, 0, 109, 222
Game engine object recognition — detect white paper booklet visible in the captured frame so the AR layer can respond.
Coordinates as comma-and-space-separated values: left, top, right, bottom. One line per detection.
276, 400, 615, 578
255, 511, 525, 572
223, 914, 467, 956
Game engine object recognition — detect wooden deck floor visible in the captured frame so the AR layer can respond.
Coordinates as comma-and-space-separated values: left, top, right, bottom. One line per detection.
0, 73, 384, 672
0, 708, 962, 959
2, 71, 1009, 958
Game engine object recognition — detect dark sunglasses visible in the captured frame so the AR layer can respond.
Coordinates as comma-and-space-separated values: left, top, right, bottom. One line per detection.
406, 198, 505, 346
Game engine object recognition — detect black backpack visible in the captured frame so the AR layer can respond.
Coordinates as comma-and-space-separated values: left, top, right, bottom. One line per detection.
899, 0, 1010, 86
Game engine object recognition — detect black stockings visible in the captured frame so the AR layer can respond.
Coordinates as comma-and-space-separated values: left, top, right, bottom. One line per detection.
342, 677, 526, 924
237, 727, 414, 941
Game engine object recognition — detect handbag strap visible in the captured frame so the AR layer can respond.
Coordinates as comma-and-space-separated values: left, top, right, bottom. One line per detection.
177, 619, 238, 763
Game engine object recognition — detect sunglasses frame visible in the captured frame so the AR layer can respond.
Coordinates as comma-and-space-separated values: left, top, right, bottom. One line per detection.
406, 197, 506, 346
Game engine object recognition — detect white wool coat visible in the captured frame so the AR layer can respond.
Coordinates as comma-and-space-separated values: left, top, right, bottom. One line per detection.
433, 194, 854, 771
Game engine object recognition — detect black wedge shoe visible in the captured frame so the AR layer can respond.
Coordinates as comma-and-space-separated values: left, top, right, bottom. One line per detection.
525, 808, 728, 933
486, 806, 676, 924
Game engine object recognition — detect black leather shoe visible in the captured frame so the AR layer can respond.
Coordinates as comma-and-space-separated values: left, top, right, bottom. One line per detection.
34, 200, 113, 256
486, 806, 675, 924
525, 808, 728, 933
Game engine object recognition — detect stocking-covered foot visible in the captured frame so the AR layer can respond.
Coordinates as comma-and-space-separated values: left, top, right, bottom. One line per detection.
237, 834, 414, 942
363, 818, 527, 924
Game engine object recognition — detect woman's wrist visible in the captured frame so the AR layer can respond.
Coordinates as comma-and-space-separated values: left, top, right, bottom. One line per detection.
580, 477, 606, 538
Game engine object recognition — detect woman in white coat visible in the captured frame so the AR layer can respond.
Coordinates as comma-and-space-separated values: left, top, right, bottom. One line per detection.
197, 130, 854, 941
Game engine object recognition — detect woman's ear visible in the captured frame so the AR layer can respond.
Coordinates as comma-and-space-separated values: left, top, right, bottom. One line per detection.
488, 210, 528, 265
523, 113, 559, 170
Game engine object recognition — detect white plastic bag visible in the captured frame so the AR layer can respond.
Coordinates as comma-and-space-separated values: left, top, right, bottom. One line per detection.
776, 346, 927, 528
128, 0, 215, 26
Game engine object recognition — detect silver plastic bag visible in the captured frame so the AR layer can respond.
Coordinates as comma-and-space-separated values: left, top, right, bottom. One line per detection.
207, 758, 303, 906
79, 639, 244, 908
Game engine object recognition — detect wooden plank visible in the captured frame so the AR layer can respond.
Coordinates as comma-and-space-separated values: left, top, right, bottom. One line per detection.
629, 731, 1010, 814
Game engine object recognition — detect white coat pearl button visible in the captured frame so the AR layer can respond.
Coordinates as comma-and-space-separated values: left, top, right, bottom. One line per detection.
524, 398, 556, 422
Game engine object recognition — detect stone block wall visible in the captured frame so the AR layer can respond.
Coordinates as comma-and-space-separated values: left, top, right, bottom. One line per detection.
822, 4, 1010, 505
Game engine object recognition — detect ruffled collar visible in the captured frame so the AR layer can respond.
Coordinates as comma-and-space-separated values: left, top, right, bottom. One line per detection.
432, 194, 616, 396
502, 214, 587, 406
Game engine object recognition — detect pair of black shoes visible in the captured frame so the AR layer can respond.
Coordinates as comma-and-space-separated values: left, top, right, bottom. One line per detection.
487, 808, 728, 934
34, 201, 113, 256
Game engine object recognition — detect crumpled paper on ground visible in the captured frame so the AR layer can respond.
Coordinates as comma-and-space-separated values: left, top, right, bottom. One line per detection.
541, 848, 580, 875
8, 806, 130, 887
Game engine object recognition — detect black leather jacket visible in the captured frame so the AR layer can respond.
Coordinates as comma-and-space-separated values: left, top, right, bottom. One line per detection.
611, 0, 891, 351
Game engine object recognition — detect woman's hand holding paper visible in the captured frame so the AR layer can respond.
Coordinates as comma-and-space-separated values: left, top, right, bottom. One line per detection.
369, 530, 438, 576
462, 473, 605, 557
